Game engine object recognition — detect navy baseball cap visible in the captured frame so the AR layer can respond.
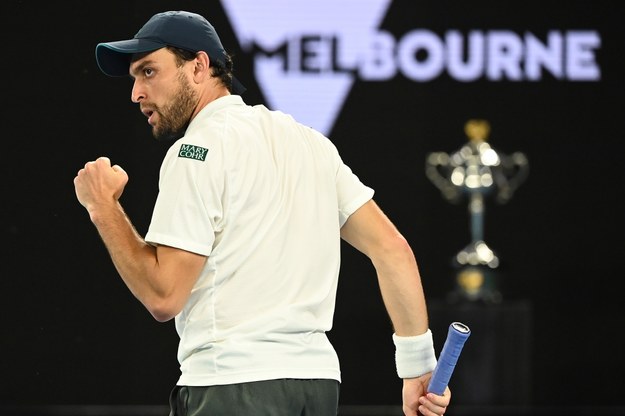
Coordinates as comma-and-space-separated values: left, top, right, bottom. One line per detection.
95, 10, 245, 94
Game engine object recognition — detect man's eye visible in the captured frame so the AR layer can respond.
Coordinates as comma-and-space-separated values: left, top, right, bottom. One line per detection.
144, 68, 154, 76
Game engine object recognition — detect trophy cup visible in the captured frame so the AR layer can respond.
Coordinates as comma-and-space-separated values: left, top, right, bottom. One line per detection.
425, 119, 528, 302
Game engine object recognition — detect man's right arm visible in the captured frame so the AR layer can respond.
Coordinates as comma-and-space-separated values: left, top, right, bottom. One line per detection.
74, 157, 206, 321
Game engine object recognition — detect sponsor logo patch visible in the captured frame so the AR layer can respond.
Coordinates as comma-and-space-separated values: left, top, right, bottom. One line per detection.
178, 144, 209, 161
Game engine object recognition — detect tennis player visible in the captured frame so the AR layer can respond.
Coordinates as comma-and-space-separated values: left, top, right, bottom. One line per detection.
74, 10, 451, 416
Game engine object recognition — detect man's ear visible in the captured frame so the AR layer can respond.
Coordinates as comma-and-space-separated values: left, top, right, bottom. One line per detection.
193, 51, 211, 82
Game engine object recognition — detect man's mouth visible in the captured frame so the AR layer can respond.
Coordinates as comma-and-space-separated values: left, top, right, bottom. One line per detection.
141, 108, 156, 126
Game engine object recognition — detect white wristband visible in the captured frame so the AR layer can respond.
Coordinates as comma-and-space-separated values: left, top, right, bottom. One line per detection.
392, 329, 437, 379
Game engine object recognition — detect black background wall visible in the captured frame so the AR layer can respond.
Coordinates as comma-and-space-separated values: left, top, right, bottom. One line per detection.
2, 0, 624, 412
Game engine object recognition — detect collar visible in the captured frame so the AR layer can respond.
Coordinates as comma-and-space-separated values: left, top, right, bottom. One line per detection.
186, 94, 245, 134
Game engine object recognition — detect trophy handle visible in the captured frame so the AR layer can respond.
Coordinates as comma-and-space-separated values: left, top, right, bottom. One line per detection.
425, 152, 461, 203
494, 152, 529, 204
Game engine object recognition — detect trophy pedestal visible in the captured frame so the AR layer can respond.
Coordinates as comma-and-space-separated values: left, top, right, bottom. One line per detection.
448, 265, 502, 304
451, 240, 502, 303
428, 299, 533, 405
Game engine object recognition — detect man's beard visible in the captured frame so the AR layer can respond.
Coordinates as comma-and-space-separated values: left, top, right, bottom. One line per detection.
152, 73, 198, 142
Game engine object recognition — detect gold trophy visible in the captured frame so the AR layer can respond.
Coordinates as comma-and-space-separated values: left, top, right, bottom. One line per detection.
426, 120, 528, 302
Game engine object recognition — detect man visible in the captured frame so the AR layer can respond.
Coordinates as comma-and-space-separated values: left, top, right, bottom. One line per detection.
74, 10, 450, 416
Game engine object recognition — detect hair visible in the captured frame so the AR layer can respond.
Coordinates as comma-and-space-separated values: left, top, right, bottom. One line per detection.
167, 46, 234, 92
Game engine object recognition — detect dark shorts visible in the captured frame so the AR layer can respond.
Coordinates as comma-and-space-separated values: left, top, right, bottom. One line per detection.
169, 379, 340, 416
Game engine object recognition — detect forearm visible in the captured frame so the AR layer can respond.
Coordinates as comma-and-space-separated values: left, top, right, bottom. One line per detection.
89, 201, 166, 311
373, 235, 437, 380
372, 234, 429, 336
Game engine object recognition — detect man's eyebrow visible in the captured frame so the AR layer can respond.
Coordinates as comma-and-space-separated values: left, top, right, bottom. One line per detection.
130, 59, 156, 77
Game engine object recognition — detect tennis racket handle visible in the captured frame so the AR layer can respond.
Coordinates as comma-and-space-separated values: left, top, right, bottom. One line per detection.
427, 322, 471, 395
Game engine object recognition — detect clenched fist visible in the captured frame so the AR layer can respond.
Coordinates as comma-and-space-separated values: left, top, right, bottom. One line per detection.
74, 157, 128, 215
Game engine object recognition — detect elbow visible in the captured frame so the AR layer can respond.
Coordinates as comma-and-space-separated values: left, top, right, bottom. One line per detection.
382, 232, 413, 254
145, 297, 182, 322
371, 233, 415, 268
389, 233, 412, 254
150, 309, 176, 323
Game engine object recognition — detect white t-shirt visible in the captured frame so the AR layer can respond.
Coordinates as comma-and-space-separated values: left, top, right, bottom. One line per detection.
145, 95, 374, 386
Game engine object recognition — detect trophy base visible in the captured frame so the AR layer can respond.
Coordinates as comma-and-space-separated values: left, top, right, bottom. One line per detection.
448, 265, 502, 304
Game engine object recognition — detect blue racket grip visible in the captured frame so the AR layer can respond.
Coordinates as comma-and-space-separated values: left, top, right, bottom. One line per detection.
427, 322, 471, 395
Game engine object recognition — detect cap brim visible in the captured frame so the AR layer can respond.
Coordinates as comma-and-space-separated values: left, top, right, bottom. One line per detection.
96, 38, 165, 76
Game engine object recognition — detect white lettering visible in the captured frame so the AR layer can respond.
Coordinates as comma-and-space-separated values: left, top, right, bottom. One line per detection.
360, 30, 396, 80
487, 31, 523, 80
253, 30, 601, 83
567, 30, 601, 80
525, 31, 563, 80
447, 31, 484, 82
398, 30, 444, 81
